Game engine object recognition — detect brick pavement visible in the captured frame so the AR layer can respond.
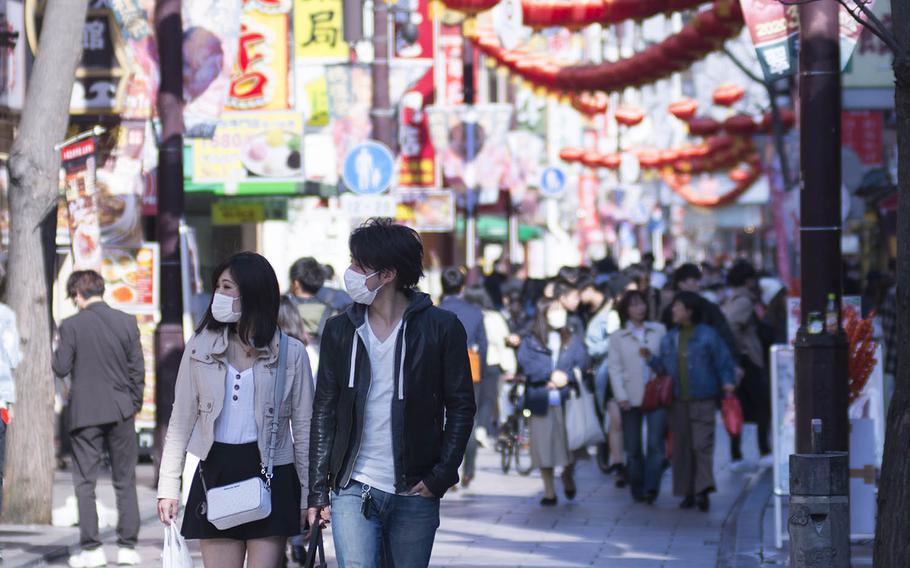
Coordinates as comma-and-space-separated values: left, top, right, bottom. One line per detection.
1, 420, 768, 567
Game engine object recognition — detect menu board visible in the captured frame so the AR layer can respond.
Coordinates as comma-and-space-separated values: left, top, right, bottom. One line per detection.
100, 243, 159, 314
135, 313, 157, 427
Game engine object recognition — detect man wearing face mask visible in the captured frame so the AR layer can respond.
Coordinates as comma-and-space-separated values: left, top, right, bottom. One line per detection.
308, 218, 476, 567
53, 271, 145, 567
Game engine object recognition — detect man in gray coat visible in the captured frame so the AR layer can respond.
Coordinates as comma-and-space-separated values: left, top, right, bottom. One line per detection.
53, 270, 144, 568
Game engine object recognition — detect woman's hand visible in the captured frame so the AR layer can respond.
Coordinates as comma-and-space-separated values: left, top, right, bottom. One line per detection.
550, 370, 569, 388
618, 400, 632, 411
158, 498, 179, 525
639, 347, 652, 359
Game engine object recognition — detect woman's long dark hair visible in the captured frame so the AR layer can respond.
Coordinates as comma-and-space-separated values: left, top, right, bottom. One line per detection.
196, 252, 280, 348
616, 289, 647, 327
531, 296, 572, 347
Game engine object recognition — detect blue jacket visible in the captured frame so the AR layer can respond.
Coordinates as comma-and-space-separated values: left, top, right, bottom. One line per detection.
655, 324, 736, 400
517, 332, 589, 416
439, 295, 488, 364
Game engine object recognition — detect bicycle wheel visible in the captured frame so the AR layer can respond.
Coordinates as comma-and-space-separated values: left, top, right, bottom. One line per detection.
514, 414, 534, 476
500, 439, 513, 474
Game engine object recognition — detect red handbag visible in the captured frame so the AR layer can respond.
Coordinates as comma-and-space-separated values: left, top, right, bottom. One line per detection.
640, 375, 673, 412
722, 394, 744, 436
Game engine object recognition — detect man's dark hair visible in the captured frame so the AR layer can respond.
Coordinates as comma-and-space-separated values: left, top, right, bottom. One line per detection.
672, 291, 704, 324
349, 218, 424, 290
197, 252, 280, 348
66, 270, 105, 299
642, 252, 655, 266
727, 260, 758, 288
441, 266, 466, 296
673, 263, 703, 290
289, 257, 326, 295
556, 266, 580, 286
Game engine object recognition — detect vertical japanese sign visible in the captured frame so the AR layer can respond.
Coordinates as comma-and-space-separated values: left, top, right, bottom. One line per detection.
293, 0, 347, 61
842, 111, 884, 167
108, 0, 157, 119
395, 0, 433, 59
440, 25, 463, 106
0, 0, 26, 111
228, 8, 290, 110
739, 0, 798, 81
62, 139, 103, 271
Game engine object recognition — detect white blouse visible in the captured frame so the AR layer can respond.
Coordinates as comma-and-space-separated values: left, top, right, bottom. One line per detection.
213, 364, 258, 444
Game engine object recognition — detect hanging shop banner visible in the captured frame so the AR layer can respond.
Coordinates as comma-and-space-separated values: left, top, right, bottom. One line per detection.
394, 188, 456, 232
227, 10, 290, 110
62, 139, 103, 271
182, 0, 242, 137
326, 64, 372, 176
135, 313, 157, 427
840, 0, 876, 70
100, 243, 159, 313
96, 121, 146, 247
192, 111, 304, 183
843, 0, 893, 88
440, 25, 464, 106
108, 0, 157, 119
305, 75, 330, 127
395, 0, 433, 60
399, 71, 435, 188
26, 0, 130, 114
0, 0, 26, 111
293, 0, 347, 62
842, 111, 884, 167
738, 0, 797, 81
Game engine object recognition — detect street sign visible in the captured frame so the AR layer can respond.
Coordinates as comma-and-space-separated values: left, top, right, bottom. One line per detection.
539, 166, 567, 196
342, 141, 395, 194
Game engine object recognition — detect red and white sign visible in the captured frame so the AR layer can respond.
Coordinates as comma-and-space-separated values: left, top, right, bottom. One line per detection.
395, 0, 434, 59
440, 25, 464, 106
842, 110, 883, 166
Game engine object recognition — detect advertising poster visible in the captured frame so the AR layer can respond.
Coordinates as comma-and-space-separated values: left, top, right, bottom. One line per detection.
399, 72, 436, 188
738, 0, 797, 81
62, 139, 103, 271
843, 0, 893, 88
326, 64, 372, 176
101, 243, 159, 313
394, 188, 455, 232
108, 0, 157, 119
227, 10, 290, 110
192, 111, 304, 183
842, 110, 884, 167
839, 0, 876, 70
135, 313, 157, 431
97, 121, 146, 247
182, 0, 242, 137
395, 0, 433, 59
293, 0, 347, 61
0, 0, 26, 111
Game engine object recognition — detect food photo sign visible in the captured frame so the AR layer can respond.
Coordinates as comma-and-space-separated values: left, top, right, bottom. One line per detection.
100, 243, 159, 314
192, 111, 304, 184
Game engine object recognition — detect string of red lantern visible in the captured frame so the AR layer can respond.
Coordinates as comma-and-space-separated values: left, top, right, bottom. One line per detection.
661, 166, 760, 207
520, 0, 709, 31
570, 92, 610, 116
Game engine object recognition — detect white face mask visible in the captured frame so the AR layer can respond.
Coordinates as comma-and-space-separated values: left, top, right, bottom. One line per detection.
547, 308, 568, 330
211, 292, 241, 323
344, 268, 383, 305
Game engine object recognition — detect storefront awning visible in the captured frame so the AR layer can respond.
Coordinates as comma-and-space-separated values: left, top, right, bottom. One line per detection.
455, 215, 543, 243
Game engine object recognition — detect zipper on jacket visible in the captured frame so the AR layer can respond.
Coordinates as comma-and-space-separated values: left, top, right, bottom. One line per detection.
341, 328, 370, 487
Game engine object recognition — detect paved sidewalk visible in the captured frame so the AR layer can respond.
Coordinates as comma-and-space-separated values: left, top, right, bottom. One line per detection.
1, 420, 769, 567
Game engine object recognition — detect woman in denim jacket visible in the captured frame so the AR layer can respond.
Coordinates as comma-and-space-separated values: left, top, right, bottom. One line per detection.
654, 291, 736, 512
517, 297, 589, 506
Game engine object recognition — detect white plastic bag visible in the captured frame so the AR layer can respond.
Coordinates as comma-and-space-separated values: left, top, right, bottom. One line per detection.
162, 523, 194, 568
566, 379, 606, 451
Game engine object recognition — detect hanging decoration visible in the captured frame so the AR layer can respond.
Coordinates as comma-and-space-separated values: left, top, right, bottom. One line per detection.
669, 98, 699, 121
615, 106, 645, 127
570, 91, 609, 116
441, 0, 502, 16
687, 117, 721, 137
722, 114, 758, 136
520, 0, 708, 31
712, 82, 745, 106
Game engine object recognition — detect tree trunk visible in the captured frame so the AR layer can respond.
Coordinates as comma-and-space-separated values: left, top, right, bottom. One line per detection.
874, 1, 910, 564
0, 0, 88, 524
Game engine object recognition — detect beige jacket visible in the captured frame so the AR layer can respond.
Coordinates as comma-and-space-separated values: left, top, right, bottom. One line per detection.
608, 322, 666, 407
722, 288, 764, 369
157, 328, 313, 509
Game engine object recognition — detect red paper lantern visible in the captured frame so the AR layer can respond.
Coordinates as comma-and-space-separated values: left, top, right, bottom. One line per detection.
571, 92, 609, 116
615, 106, 645, 127
599, 153, 622, 170
723, 114, 757, 135
713, 83, 745, 107
669, 98, 699, 121
559, 147, 584, 163
760, 108, 797, 133
581, 151, 602, 168
441, 0, 502, 16
687, 117, 721, 137
659, 149, 680, 168
637, 149, 662, 169
729, 167, 751, 183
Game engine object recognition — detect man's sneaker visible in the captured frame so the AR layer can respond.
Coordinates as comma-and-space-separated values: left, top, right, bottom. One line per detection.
116, 547, 141, 566
68, 547, 107, 568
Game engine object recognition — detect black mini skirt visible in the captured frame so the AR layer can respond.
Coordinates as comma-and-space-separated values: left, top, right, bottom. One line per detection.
181, 442, 302, 540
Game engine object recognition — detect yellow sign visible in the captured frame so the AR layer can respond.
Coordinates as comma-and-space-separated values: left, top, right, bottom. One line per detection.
305, 77, 330, 126
212, 202, 266, 225
227, 11, 290, 110
192, 112, 304, 183
293, 0, 348, 61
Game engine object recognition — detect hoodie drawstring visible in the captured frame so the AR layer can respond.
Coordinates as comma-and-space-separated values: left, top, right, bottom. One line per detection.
348, 328, 360, 388
398, 322, 408, 400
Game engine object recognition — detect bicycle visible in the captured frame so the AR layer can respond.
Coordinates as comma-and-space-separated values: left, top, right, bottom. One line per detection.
496, 378, 534, 476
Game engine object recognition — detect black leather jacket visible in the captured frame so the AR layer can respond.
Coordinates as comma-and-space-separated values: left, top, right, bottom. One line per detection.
308, 291, 476, 507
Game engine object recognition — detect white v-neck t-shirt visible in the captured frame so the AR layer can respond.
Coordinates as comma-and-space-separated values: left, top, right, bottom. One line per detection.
351, 314, 402, 494
213, 364, 258, 444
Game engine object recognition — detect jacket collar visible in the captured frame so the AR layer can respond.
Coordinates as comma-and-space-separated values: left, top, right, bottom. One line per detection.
197, 327, 280, 364
344, 289, 433, 330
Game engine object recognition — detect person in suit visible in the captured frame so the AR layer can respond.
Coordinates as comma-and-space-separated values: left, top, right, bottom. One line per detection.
53, 270, 145, 568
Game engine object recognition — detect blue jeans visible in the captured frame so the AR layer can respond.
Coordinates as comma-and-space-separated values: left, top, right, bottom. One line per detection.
621, 407, 668, 498
331, 482, 440, 567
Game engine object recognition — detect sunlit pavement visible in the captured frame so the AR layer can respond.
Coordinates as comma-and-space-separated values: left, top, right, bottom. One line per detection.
1, 420, 768, 567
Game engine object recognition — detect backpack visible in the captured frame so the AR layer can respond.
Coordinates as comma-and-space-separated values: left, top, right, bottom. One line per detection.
294, 297, 335, 340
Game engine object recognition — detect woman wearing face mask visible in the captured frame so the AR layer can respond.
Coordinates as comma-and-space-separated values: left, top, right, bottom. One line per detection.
156, 252, 314, 568
517, 297, 589, 506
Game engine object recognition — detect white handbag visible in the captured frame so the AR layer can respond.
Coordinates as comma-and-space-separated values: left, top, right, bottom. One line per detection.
199, 333, 288, 531
566, 376, 606, 451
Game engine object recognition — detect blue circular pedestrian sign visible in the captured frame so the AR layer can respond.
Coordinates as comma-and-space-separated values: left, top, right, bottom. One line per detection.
540, 166, 567, 196
343, 141, 395, 195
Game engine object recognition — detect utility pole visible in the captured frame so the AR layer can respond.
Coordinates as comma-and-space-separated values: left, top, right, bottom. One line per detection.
371, 0, 395, 148
153, 0, 185, 473
463, 31, 478, 274
794, 0, 848, 454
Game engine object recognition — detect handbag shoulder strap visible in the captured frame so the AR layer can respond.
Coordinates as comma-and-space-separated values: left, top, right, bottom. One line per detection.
263, 332, 288, 485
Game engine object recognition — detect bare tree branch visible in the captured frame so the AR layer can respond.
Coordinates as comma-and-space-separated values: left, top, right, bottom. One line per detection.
834, 0, 903, 55
722, 45, 769, 87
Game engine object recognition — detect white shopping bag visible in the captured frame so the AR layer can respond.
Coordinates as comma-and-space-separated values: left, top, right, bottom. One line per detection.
566, 379, 606, 451
162, 523, 194, 568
